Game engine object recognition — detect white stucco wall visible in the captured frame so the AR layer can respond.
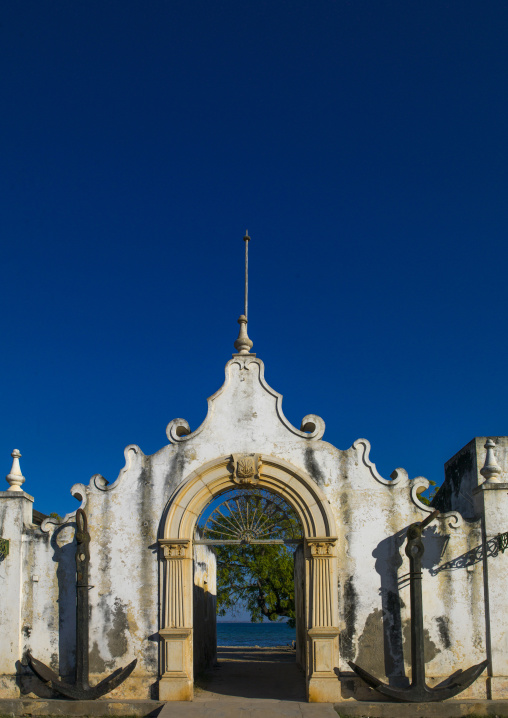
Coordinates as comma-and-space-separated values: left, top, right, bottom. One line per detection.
0, 354, 503, 700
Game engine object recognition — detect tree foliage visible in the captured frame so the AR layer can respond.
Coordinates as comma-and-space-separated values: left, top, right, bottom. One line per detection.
201, 489, 302, 626
215, 543, 296, 626
417, 479, 438, 506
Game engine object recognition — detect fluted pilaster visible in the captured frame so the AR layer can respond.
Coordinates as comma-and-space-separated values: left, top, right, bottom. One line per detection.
306, 538, 340, 702
158, 539, 193, 700
308, 539, 336, 628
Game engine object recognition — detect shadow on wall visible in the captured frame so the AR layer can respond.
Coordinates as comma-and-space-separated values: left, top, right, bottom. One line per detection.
341, 525, 448, 693
193, 570, 217, 674
18, 522, 77, 698
430, 535, 500, 575
53, 522, 78, 680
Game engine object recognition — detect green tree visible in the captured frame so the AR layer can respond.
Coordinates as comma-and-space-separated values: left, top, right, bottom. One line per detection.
202, 489, 301, 626
417, 480, 438, 506
215, 543, 296, 626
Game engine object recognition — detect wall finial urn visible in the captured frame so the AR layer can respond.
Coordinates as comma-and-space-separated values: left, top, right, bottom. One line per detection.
6, 449, 25, 492
233, 315, 253, 355
480, 438, 502, 483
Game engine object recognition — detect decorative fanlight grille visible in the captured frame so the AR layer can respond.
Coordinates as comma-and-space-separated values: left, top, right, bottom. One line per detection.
196, 489, 303, 545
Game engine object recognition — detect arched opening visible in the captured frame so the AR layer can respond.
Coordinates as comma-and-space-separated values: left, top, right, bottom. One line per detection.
158, 454, 339, 703
193, 486, 306, 700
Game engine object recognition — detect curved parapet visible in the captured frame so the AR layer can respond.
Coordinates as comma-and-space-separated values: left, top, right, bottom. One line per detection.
352, 437, 463, 525
90, 444, 144, 492
41, 445, 145, 532
352, 439, 410, 486
166, 419, 191, 443
40, 483, 87, 532
166, 355, 325, 445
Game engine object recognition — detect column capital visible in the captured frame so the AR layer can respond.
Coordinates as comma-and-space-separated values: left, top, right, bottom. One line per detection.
159, 538, 190, 559
306, 537, 337, 557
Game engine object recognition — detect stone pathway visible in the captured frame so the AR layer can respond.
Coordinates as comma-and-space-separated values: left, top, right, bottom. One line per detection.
195, 647, 307, 701
158, 702, 338, 717
157, 646, 338, 716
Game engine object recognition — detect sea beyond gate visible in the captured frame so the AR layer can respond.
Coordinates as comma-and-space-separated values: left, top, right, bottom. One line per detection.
217, 622, 295, 647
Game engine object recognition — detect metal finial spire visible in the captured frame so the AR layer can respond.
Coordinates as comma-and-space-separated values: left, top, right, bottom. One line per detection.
234, 231, 253, 355
243, 230, 250, 319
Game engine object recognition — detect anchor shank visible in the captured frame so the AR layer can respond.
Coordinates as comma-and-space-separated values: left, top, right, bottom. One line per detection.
75, 509, 91, 690
409, 541, 425, 687
406, 512, 440, 690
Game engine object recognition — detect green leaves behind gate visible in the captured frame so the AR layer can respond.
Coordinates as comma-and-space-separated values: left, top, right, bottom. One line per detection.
215, 542, 296, 627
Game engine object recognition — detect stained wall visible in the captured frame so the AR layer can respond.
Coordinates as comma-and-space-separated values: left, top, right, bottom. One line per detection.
0, 354, 505, 700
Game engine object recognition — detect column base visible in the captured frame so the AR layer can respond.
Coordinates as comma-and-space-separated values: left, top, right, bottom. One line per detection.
307, 627, 340, 702
158, 677, 193, 701
308, 676, 341, 702
159, 627, 193, 701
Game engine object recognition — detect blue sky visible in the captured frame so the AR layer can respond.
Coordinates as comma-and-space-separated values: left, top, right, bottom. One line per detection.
2, 1, 508, 518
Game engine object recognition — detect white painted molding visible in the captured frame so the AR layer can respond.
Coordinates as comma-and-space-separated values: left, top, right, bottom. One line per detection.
42, 444, 143, 530
409, 478, 463, 527
299, 414, 326, 439
352, 438, 462, 524
166, 356, 325, 444
409, 476, 432, 511
91, 444, 143, 492
250, 359, 326, 440
166, 419, 191, 443
439, 511, 463, 529
40, 483, 87, 533
353, 438, 409, 486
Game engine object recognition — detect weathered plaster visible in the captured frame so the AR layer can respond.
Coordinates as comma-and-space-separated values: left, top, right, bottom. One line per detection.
0, 354, 504, 702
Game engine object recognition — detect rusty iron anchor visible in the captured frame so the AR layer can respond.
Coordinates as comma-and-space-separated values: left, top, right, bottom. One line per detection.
28, 508, 137, 699
348, 509, 487, 702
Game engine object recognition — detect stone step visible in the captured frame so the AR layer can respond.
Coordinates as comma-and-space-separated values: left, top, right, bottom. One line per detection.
158, 700, 338, 718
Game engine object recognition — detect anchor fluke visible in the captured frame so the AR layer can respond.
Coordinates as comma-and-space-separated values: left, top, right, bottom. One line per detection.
27, 652, 137, 701
348, 658, 487, 702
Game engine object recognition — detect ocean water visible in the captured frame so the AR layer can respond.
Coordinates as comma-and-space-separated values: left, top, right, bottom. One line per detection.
217, 621, 296, 647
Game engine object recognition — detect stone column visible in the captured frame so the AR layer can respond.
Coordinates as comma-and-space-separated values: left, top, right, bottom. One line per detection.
0, 491, 34, 697
158, 539, 193, 701
306, 537, 340, 702
473, 440, 508, 699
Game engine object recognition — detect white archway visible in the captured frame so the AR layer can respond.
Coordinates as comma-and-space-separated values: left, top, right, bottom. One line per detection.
158, 454, 340, 703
